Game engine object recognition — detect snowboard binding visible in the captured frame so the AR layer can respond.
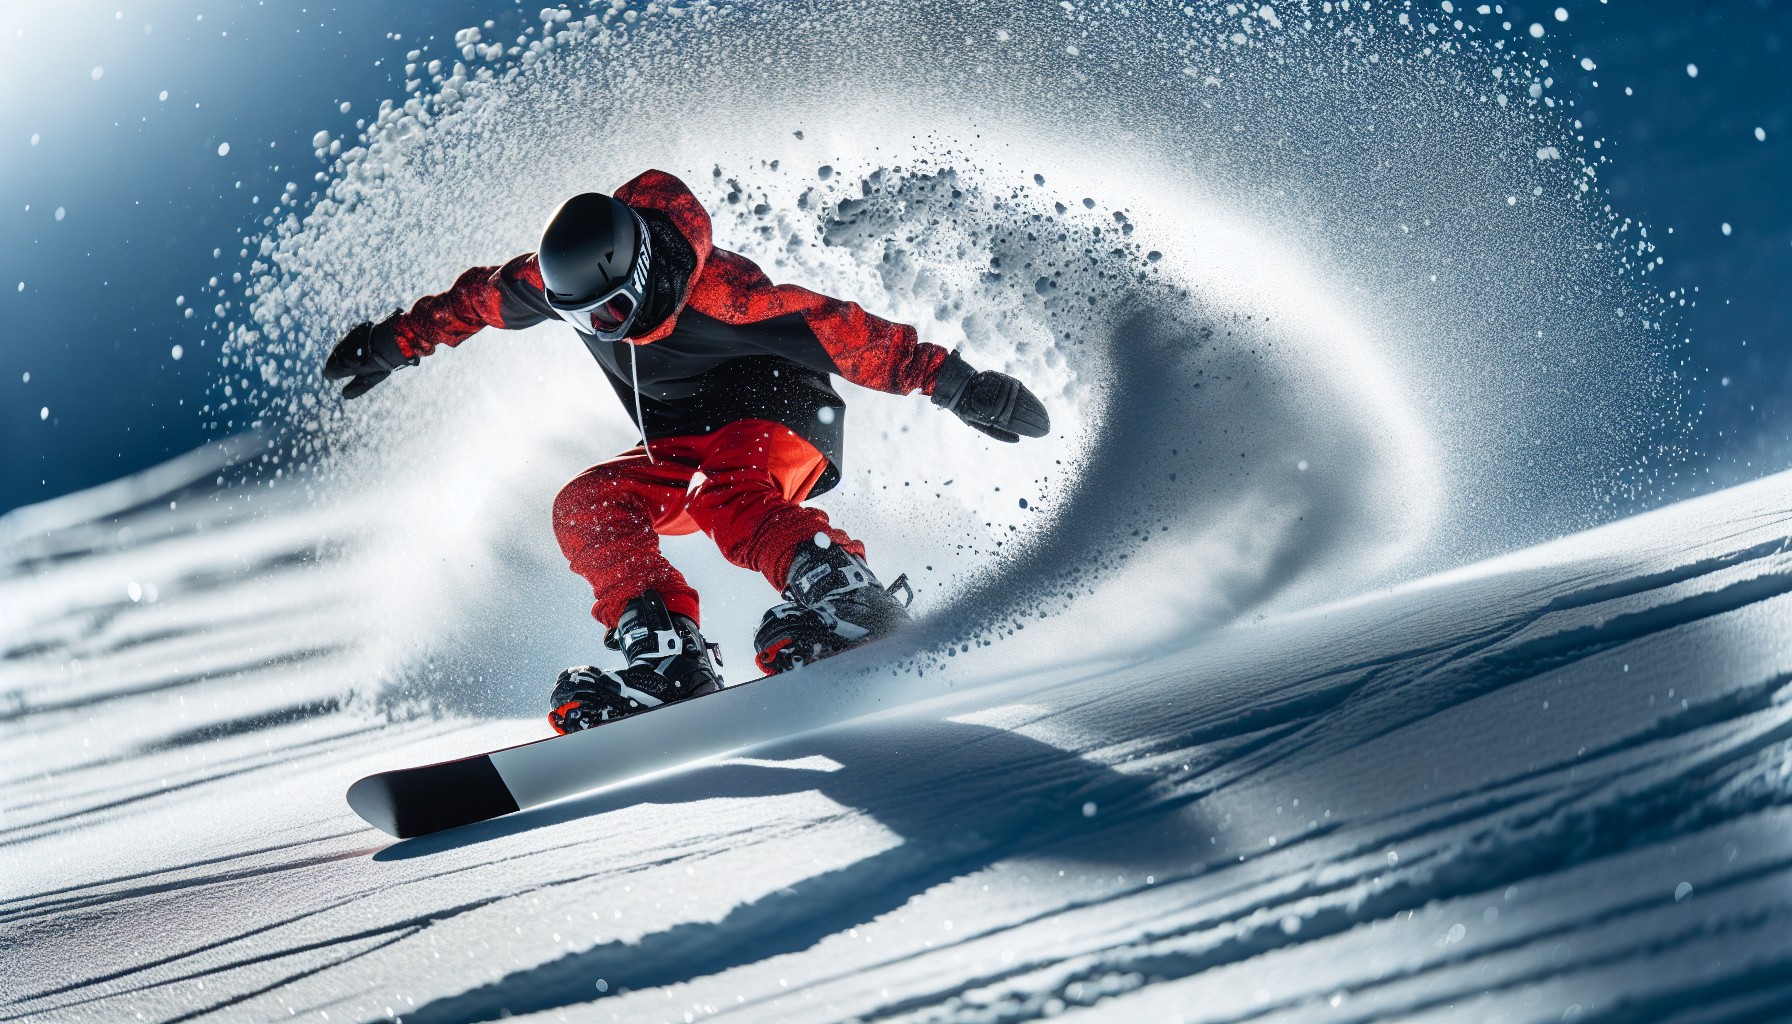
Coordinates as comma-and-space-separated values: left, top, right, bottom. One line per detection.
548, 589, 723, 734
753, 537, 913, 675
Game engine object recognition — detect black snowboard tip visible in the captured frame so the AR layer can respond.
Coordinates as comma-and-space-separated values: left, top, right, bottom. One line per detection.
347, 754, 520, 839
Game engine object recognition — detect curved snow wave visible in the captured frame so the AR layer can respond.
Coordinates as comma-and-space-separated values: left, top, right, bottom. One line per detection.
207, 3, 1666, 702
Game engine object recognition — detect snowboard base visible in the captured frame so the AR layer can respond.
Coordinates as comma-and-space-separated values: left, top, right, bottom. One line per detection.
348, 669, 778, 839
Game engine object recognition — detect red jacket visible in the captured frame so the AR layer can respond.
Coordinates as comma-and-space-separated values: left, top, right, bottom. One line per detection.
382, 170, 948, 494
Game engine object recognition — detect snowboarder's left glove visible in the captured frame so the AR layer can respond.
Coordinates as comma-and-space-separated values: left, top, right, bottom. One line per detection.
322, 311, 415, 399
930, 350, 1050, 443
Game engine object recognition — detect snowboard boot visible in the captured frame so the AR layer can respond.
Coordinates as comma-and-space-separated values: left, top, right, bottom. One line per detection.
753, 536, 914, 675
548, 589, 724, 734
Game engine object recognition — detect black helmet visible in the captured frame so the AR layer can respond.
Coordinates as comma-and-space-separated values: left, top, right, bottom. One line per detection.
539, 192, 653, 341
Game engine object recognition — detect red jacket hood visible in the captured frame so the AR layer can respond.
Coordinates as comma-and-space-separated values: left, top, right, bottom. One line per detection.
612, 169, 713, 345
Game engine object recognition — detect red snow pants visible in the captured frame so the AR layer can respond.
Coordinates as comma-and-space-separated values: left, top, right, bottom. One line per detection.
552, 418, 864, 628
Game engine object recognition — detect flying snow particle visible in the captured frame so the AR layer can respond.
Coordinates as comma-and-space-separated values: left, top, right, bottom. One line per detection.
175, 295, 185, 306
1507, 196, 1517, 205
339, 101, 352, 113
217, 142, 229, 156
159, 90, 168, 101
1722, 223, 1732, 236
1528, 23, 1544, 37
15, 282, 21, 292
91, 66, 104, 80
1554, 7, 1568, 20
1674, 882, 1693, 902
1756, 127, 1767, 142
1280, 915, 1302, 935
128, 581, 142, 602
1580, 57, 1596, 70
1082, 801, 1098, 817
40, 406, 49, 420
1065, 44, 1079, 56
171, 345, 183, 360
1686, 64, 1698, 78
30, 133, 39, 145
54, 207, 65, 221
311, 130, 331, 149
21, 371, 28, 381
813, 531, 831, 549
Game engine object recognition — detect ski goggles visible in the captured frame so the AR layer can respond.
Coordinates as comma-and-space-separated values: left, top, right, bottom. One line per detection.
547, 210, 653, 342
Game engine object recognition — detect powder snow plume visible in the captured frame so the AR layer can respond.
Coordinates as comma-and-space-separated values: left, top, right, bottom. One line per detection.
186, 2, 1671, 704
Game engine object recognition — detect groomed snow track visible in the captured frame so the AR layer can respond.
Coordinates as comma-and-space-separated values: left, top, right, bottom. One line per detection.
4, 454, 1792, 1023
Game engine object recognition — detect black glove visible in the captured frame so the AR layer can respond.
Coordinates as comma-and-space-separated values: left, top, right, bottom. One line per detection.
322, 312, 415, 399
930, 350, 1050, 443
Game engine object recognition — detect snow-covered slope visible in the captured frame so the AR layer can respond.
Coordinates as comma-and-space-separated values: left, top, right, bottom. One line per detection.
5, 452, 1791, 1023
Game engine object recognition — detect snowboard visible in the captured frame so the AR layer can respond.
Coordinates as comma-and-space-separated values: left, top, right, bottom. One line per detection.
347, 670, 773, 839
347, 648, 942, 839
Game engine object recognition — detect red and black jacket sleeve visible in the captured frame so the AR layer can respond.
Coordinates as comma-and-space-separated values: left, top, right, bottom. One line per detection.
614, 169, 949, 398
385, 253, 554, 360
682, 249, 948, 397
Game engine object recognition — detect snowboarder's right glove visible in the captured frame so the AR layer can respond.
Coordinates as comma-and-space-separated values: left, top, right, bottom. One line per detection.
322, 311, 415, 399
930, 349, 1050, 443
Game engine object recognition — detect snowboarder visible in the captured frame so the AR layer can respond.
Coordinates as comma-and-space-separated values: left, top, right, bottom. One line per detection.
323, 170, 1049, 733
